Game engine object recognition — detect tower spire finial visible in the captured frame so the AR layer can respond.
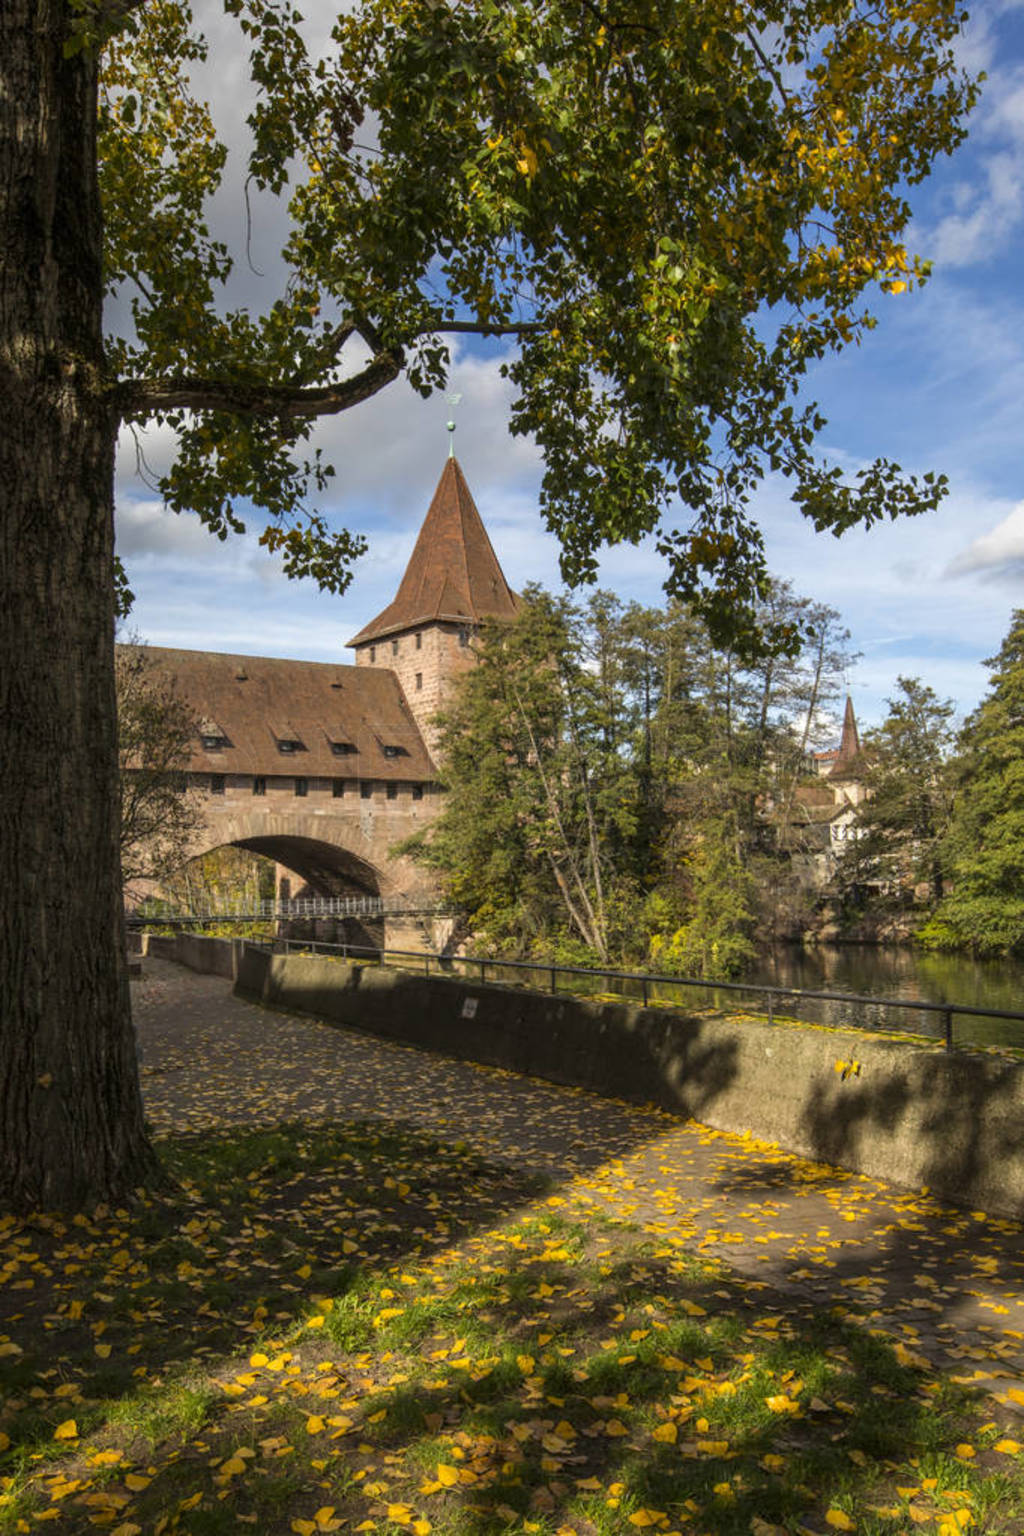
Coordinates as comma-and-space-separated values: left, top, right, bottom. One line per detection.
446, 392, 462, 459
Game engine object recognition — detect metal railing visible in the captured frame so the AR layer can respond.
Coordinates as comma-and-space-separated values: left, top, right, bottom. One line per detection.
126, 895, 454, 924
256, 937, 1024, 1055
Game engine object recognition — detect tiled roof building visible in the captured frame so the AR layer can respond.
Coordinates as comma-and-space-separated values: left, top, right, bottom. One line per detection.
348, 457, 519, 753
127, 458, 518, 907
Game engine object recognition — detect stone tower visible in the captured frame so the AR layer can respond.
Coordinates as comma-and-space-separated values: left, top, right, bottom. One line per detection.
347, 457, 518, 752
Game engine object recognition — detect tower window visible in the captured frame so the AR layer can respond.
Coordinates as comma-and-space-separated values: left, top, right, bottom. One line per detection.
332, 778, 345, 798
360, 781, 373, 800
209, 774, 225, 795
391, 638, 399, 656
415, 632, 422, 650
386, 782, 398, 800
412, 783, 424, 802
253, 776, 266, 796
415, 672, 422, 691
369, 645, 376, 663
294, 777, 308, 797
457, 626, 470, 647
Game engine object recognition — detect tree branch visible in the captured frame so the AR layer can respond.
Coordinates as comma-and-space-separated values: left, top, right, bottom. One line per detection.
112, 349, 402, 422
426, 320, 546, 337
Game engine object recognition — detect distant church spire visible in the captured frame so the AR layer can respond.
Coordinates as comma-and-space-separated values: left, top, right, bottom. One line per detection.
830, 695, 862, 778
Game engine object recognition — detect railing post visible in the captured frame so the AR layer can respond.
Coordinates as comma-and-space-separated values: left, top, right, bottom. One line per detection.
767, 992, 774, 1026
550, 965, 557, 995
943, 1008, 954, 1052
641, 975, 648, 1008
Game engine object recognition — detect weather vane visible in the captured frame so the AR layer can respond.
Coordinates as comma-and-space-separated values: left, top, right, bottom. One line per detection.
446, 392, 462, 458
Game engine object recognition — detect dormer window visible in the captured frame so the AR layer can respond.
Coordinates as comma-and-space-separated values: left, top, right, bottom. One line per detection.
381, 744, 404, 759
199, 717, 230, 751
330, 740, 357, 757
271, 721, 304, 755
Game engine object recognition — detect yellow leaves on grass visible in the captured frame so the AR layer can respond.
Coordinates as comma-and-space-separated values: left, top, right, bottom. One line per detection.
292, 1508, 343, 1535
825, 1512, 855, 1531
53, 1420, 77, 1441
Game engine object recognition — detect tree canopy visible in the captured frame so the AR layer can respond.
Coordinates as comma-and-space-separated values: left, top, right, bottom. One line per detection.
0, 0, 979, 1209
104, 0, 976, 643
404, 582, 855, 975
921, 613, 1024, 956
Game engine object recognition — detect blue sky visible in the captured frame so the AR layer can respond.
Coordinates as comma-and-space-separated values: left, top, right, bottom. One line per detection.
116, 1, 1024, 733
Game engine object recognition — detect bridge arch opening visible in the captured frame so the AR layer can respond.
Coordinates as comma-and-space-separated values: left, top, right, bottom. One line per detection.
228, 835, 383, 902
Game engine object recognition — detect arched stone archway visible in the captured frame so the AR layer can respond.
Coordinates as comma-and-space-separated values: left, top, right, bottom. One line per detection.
173, 804, 433, 906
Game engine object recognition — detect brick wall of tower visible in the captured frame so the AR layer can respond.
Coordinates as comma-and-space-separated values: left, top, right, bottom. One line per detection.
353, 623, 478, 756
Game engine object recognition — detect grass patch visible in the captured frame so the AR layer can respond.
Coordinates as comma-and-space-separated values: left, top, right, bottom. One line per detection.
2, 1122, 1024, 1534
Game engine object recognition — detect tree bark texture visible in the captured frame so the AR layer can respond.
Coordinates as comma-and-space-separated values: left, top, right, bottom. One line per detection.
0, 1, 155, 1209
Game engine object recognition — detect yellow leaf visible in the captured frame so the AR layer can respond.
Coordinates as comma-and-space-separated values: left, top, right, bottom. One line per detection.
250, 1352, 269, 1368
517, 1355, 535, 1375
412, 1523, 431, 1536
95, 1343, 112, 1359
314, 1508, 339, 1529
437, 1465, 459, 1487
292, 1523, 316, 1536
53, 1420, 78, 1441
680, 1300, 706, 1317
1007, 1387, 1024, 1406
995, 1439, 1020, 1454
124, 1475, 150, 1491
296, 1264, 312, 1280
628, 1512, 663, 1528
955, 1443, 975, 1459
825, 1512, 855, 1531
652, 1421, 677, 1443
386, 1505, 413, 1524
221, 1456, 247, 1476
306, 1416, 325, 1434
306, 1316, 326, 1329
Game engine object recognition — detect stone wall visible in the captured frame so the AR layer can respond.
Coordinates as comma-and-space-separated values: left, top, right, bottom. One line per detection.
231, 946, 1024, 1220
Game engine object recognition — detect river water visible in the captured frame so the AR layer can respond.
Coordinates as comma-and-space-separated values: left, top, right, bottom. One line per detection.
728, 944, 1024, 1050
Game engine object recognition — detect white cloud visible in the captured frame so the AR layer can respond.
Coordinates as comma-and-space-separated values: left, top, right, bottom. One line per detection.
947, 500, 1024, 577
929, 150, 1024, 267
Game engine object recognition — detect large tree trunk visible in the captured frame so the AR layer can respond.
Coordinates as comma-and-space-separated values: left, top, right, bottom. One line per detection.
0, 1, 156, 1209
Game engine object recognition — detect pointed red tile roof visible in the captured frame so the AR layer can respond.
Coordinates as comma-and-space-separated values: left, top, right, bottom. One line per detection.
348, 458, 519, 646
829, 695, 863, 779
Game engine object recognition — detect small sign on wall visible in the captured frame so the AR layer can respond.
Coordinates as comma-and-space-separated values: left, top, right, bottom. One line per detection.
460, 997, 478, 1019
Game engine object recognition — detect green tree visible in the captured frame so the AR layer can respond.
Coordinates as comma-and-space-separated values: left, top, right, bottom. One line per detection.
1, 0, 977, 1207
405, 590, 641, 963
117, 641, 203, 890
840, 676, 956, 906
922, 615, 1024, 955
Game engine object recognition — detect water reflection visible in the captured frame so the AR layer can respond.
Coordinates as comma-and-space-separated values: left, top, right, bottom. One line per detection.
734, 945, 1024, 1049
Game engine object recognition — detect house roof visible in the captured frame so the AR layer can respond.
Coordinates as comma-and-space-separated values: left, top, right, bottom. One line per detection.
127, 647, 438, 780
347, 456, 519, 646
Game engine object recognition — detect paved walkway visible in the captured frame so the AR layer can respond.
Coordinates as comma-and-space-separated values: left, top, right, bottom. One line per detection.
133, 958, 1024, 1415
